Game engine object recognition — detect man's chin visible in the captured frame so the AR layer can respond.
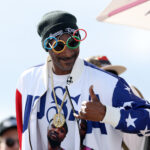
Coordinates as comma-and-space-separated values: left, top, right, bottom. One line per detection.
63, 64, 74, 71
57, 62, 74, 73
48, 138, 61, 148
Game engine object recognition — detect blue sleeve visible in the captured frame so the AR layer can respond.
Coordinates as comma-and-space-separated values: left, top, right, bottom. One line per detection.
112, 77, 150, 136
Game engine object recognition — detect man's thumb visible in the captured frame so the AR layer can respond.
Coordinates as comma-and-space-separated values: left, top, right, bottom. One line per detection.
89, 85, 99, 102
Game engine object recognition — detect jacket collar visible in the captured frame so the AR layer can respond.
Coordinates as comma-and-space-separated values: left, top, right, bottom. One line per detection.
67, 57, 84, 85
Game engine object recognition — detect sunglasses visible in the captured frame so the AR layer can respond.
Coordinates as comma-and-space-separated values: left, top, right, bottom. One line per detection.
5, 138, 19, 147
45, 36, 80, 54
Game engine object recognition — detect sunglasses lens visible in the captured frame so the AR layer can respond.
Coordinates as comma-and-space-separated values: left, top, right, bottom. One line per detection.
44, 37, 58, 50
6, 138, 15, 147
67, 36, 80, 49
53, 41, 65, 52
47, 41, 51, 49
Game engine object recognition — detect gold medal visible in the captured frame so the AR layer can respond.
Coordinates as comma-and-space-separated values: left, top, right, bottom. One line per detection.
53, 113, 65, 128
50, 68, 68, 128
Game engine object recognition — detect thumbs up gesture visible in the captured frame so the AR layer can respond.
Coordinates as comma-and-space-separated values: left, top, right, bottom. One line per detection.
74, 85, 106, 122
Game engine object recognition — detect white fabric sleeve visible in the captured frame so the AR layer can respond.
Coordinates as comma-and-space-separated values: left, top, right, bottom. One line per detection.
101, 106, 121, 128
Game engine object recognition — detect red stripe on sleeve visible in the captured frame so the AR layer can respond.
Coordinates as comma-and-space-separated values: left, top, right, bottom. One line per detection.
16, 89, 23, 150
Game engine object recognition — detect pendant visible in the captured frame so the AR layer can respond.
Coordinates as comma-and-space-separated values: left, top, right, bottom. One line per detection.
53, 113, 65, 128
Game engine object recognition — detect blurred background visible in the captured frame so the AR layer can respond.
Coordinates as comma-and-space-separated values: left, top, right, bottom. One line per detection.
0, 0, 150, 122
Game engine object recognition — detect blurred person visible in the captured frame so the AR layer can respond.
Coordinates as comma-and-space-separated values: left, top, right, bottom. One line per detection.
47, 120, 68, 150
0, 117, 19, 150
16, 10, 150, 150
86, 55, 146, 150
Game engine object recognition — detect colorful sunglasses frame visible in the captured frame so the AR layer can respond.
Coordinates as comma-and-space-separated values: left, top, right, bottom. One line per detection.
44, 36, 80, 54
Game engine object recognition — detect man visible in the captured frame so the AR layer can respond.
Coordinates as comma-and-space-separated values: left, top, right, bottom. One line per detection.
0, 117, 19, 150
16, 10, 150, 150
86, 55, 146, 150
47, 119, 68, 150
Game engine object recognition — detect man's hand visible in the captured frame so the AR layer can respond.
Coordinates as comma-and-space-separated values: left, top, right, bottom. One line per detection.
74, 85, 106, 122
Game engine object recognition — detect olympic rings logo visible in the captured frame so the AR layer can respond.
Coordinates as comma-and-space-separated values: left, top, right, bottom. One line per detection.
73, 29, 87, 42
44, 29, 87, 53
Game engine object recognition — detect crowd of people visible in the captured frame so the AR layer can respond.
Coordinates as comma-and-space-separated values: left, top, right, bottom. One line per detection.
1, 10, 150, 150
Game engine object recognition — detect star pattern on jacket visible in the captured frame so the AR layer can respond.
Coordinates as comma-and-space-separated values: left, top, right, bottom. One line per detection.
140, 125, 149, 135
124, 86, 131, 94
126, 114, 137, 128
123, 101, 133, 108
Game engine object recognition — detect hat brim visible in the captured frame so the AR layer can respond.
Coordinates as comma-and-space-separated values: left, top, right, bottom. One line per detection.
101, 65, 127, 75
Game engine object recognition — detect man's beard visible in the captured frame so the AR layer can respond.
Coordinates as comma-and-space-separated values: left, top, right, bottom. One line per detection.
47, 135, 61, 148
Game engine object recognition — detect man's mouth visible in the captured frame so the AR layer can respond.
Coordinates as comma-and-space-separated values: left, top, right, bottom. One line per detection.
50, 132, 58, 140
59, 55, 77, 63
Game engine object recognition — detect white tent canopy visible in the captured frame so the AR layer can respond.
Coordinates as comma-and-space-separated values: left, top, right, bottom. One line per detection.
97, 0, 150, 30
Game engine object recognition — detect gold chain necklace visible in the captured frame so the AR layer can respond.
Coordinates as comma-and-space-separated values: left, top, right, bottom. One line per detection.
50, 69, 68, 128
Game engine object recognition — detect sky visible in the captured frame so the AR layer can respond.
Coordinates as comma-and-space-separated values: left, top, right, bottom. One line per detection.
0, 0, 150, 122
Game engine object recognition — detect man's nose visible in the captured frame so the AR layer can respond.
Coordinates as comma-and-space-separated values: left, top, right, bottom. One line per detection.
62, 46, 75, 57
54, 128, 59, 133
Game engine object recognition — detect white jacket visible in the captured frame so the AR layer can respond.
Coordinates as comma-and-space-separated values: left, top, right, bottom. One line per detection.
16, 57, 150, 150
